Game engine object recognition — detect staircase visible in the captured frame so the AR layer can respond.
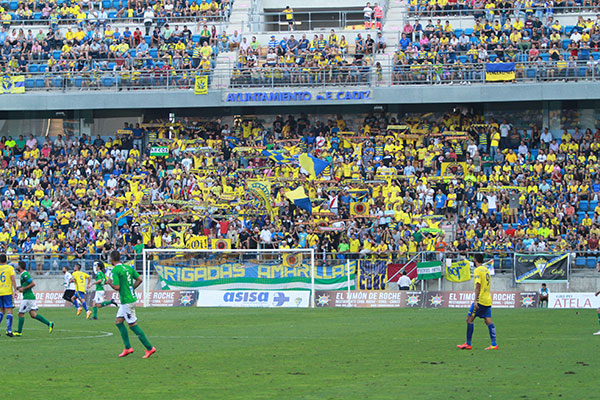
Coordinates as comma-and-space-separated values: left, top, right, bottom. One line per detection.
210, 0, 252, 88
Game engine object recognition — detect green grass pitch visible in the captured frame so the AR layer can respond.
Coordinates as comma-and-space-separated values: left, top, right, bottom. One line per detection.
1, 307, 598, 399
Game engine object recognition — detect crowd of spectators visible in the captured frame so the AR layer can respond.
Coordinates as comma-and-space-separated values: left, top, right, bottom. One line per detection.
393, 15, 600, 84
230, 30, 387, 87
1, 110, 599, 273
0, 0, 232, 27
0, 20, 242, 88
0, 0, 240, 88
408, 0, 599, 18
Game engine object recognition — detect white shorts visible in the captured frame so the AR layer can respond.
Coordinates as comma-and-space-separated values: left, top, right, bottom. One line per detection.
116, 303, 137, 324
19, 299, 38, 314
93, 291, 105, 304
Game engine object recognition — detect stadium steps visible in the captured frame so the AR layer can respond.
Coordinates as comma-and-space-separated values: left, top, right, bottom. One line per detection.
372, 51, 393, 85
213, 51, 236, 88
48, 119, 64, 137
229, 0, 252, 34
382, 0, 405, 35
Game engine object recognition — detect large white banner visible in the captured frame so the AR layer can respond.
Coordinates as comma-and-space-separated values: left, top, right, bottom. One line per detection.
548, 293, 600, 309
197, 290, 310, 308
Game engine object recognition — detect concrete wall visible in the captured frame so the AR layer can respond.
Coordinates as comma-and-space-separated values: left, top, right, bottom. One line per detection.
5, 81, 600, 112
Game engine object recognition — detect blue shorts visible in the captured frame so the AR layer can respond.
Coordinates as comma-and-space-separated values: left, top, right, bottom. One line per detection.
0, 294, 14, 308
75, 291, 86, 300
468, 302, 492, 319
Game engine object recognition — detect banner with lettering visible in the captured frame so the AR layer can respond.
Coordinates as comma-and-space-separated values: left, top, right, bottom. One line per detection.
445, 259, 471, 283
425, 291, 539, 308
155, 261, 356, 291
357, 260, 388, 290
513, 253, 569, 283
12, 290, 198, 307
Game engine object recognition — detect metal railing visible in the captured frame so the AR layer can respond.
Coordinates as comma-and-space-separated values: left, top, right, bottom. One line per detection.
248, 10, 388, 33
4, 60, 600, 93
12, 250, 596, 275
406, 5, 600, 19
0, 14, 230, 29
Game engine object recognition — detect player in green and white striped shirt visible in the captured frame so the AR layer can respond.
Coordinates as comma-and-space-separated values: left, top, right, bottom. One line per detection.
89, 262, 117, 320
14, 261, 54, 336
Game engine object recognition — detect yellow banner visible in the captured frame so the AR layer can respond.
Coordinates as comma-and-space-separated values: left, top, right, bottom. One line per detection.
194, 75, 208, 95
1, 75, 25, 94
445, 259, 471, 282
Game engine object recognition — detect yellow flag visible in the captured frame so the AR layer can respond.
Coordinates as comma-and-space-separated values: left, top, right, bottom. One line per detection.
194, 75, 208, 95
1, 75, 25, 94
445, 259, 471, 282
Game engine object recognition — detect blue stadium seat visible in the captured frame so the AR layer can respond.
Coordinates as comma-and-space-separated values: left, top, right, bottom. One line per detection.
565, 25, 574, 35
575, 257, 586, 267
108, 11, 117, 18
108, 61, 116, 70
113, 0, 121, 8
577, 212, 586, 224
586, 257, 597, 268
102, 0, 111, 8
454, 29, 463, 37
489, 54, 497, 62
74, 77, 83, 87
33, 12, 42, 20
464, 28, 473, 36
577, 67, 587, 77
458, 55, 467, 63
593, 52, 600, 61
192, 35, 200, 43
53, 50, 61, 59
150, 48, 158, 58
35, 78, 44, 88
562, 39, 571, 50
540, 52, 549, 61
129, 49, 136, 58
590, 200, 598, 211
579, 201, 588, 211
102, 77, 114, 87
52, 77, 63, 87
25, 78, 35, 88
29, 64, 39, 73
144, 35, 151, 45
530, 148, 538, 159
9, 1, 18, 10
39, 64, 47, 72
526, 68, 536, 78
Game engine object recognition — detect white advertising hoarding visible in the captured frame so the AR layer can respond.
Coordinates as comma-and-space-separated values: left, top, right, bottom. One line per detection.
197, 290, 310, 308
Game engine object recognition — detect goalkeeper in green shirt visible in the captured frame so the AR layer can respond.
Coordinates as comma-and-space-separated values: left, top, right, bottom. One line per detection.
14, 261, 54, 336
107, 250, 156, 359
89, 262, 118, 320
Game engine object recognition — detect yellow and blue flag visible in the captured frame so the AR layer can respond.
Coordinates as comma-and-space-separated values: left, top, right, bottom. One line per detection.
1, 75, 25, 94
299, 153, 329, 178
194, 75, 208, 95
485, 63, 515, 81
445, 259, 471, 282
285, 186, 312, 213
262, 149, 295, 164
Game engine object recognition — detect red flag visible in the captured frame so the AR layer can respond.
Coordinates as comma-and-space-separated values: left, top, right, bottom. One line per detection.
387, 262, 418, 282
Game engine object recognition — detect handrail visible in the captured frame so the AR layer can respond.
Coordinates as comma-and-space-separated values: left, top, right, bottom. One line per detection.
406, 4, 600, 18
3, 60, 600, 92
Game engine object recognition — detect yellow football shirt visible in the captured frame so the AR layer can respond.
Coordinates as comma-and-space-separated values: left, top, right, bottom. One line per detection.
474, 265, 492, 306
0, 264, 15, 295
72, 270, 90, 293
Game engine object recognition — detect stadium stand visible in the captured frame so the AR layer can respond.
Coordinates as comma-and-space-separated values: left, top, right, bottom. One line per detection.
1, 110, 599, 274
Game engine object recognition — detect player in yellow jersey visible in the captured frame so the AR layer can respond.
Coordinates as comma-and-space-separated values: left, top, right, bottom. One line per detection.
70, 264, 92, 319
0, 254, 17, 336
457, 253, 498, 350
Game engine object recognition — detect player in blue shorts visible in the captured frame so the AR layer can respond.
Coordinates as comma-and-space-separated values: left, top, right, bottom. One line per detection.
0, 254, 17, 337
457, 253, 498, 350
